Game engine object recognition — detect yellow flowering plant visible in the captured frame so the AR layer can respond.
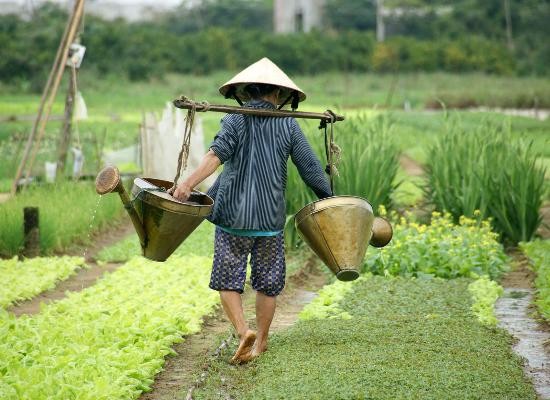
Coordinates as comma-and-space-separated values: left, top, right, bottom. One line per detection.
364, 210, 508, 279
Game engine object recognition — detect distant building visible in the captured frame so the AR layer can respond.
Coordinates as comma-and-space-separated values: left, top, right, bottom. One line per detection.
274, 0, 325, 33
0, 0, 182, 21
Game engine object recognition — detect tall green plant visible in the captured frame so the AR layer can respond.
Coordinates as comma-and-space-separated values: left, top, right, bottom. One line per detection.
0, 182, 123, 257
425, 118, 547, 244
335, 115, 400, 210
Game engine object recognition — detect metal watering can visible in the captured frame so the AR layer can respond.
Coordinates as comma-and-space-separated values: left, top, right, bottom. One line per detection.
295, 196, 392, 281
95, 166, 213, 261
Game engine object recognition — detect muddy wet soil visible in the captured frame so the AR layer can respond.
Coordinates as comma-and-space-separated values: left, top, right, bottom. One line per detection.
497, 250, 550, 399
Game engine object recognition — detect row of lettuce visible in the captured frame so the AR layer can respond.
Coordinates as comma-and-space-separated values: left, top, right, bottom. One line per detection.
0, 256, 85, 308
0, 222, 214, 310
0, 255, 218, 399
0, 222, 219, 399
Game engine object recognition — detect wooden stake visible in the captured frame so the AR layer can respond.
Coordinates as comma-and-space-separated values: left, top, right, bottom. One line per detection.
23, 207, 40, 258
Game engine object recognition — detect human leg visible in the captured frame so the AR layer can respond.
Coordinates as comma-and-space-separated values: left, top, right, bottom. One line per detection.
254, 291, 277, 353
209, 228, 256, 361
245, 233, 286, 358
219, 290, 249, 338
219, 290, 257, 363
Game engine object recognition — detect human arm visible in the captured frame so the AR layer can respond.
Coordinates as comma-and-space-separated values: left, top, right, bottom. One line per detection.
290, 120, 332, 199
171, 115, 239, 201
170, 150, 221, 201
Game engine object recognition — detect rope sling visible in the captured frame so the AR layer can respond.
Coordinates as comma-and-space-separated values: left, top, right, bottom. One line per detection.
172, 96, 211, 189
320, 110, 341, 194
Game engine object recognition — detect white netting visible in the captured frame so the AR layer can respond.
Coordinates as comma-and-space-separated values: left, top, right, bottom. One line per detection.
141, 103, 216, 189
103, 145, 140, 173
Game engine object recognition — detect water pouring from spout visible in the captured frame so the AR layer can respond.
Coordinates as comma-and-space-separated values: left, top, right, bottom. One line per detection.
95, 166, 213, 261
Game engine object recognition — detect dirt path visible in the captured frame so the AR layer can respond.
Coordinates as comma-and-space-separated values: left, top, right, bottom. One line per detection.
8, 221, 135, 317
399, 154, 424, 176
8, 262, 121, 316
0, 193, 11, 203
139, 256, 327, 400
496, 251, 550, 399
63, 220, 135, 262
539, 203, 550, 239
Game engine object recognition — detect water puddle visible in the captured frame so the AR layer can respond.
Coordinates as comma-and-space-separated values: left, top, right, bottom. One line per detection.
469, 107, 550, 121
495, 288, 550, 399
420, 108, 550, 121
82, 196, 102, 259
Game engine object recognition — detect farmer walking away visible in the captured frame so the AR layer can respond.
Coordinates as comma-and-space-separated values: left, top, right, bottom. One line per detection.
170, 58, 332, 364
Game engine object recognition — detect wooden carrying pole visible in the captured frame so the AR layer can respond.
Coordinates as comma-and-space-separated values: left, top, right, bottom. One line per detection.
12, 0, 85, 194
173, 97, 345, 122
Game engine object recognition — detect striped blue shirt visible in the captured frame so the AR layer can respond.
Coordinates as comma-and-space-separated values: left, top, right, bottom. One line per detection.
206, 99, 332, 231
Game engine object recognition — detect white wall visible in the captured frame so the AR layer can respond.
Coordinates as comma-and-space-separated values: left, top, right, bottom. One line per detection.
274, 0, 325, 33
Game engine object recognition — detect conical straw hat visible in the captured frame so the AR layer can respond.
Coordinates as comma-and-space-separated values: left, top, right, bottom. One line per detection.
219, 57, 306, 103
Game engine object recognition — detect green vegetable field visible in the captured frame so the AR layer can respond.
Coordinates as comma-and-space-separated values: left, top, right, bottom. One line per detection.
194, 278, 535, 400
1, 2, 550, 396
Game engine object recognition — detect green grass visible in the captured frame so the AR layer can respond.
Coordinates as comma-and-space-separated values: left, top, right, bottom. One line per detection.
520, 240, 550, 321
194, 277, 535, 400
392, 167, 425, 207
0, 182, 123, 257
4, 72, 550, 114
390, 110, 550, 163
1, 72, 549, 181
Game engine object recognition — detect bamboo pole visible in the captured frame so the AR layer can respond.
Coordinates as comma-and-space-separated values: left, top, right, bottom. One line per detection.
11, 1, 74, 194
56, 67, 78, 178
21, 0, 85, 187
173, 97, 345, 122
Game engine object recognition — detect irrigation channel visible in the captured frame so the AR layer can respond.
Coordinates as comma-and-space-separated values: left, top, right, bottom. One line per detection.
496, 253, 550, 400
496, 288, 550, 399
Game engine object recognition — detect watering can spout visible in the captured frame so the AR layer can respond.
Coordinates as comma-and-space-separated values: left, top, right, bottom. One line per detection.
95, 166, 214, 261
95, 166, 148, 248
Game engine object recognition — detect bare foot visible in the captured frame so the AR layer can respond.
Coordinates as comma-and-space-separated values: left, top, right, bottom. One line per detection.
230, 330, 256, 364
236, 345, 267, 364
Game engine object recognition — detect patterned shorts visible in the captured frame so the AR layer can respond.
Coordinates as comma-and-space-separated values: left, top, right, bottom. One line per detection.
209, 227, 286, 297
